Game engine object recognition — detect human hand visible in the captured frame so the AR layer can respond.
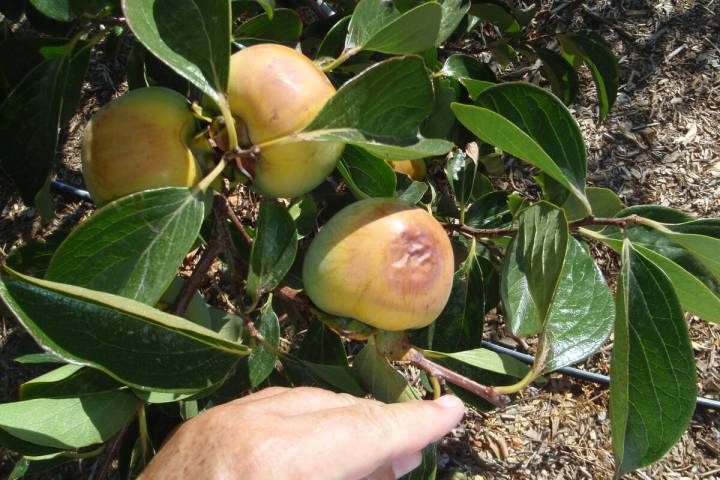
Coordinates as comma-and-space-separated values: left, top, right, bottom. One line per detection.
140, 386, 465, 479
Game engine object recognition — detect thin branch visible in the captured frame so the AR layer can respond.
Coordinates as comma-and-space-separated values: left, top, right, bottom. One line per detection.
406, 349, 510, 408
445, 214, 643, 239
224, 198, 253, 245
170, 197, 225, 315
96, 416, 133, 480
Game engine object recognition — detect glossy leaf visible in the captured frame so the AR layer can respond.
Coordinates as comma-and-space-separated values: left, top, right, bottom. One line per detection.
424, 348, 531, 379
246, 202, 298, 303
429, 241, 493, 352
538, 238, 614, 371
288, 195, 318, 240
346, 0, 442, 54
29, 0, 74, 21
436, 0, 470, 45
445, 150, 492, 211
247, 297, 280, 388
312, 309, 378, 341
298, 57, 453, 159
465, 191, 511, 229
535, 47, 579, 105
20, 365, 121, 400
452, 86, 588, 209
558, 31, 619, 120
0, 268, 249, 392
338, 146, 396, 199
468, 2, 519, 32
563, 186, 623, 222
46, 188, 206, 306
234, 8, 302, 44
0, 42, 90, 203
616, 205, 694, 224
510, 202, 568, 328
0, 390, 139, 449
353, 338, 420, 402
656, 226, 720, 282
123, 0, 231, 103
317, 16, 351, 59
462, 79, 495, 100
396, 180, 429, 204
611, 242, 696, 477
441, 54, 496, 83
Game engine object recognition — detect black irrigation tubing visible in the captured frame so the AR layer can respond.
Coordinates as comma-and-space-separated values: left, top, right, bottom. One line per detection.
47, 180, 720, 411
481, 340, 720, 411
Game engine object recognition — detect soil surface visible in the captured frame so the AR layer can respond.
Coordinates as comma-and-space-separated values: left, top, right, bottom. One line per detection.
1, 1, 719, 479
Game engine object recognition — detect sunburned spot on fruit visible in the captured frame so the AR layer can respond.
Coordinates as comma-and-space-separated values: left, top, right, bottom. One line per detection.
303, 198, 454, 331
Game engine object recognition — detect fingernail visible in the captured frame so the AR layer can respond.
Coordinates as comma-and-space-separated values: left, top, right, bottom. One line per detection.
434, 394, 463, 409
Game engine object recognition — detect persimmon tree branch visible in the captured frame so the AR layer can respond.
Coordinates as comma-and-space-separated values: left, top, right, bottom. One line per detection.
445, 214, 645, 239
405, 348, 510, 408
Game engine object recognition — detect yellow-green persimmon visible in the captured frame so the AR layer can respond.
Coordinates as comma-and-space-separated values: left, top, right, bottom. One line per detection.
81, 87, 201, 205
303, 198, 454, 331
228, 44, 343, 198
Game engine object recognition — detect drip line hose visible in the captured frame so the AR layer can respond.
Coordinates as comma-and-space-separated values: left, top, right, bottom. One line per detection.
481, 341, 720, 411
47, 180, 720, 411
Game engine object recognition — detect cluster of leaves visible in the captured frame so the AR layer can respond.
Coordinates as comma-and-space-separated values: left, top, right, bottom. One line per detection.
0, 1, 717, 479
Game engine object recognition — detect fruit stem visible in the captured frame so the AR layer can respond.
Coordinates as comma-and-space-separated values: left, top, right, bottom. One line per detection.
406, 348, 509, 408
493, 368, 541, 395
429, 375, 442, 400
322, 47, 361, 72
217, 101, 239, 152
138, 402, 151, 465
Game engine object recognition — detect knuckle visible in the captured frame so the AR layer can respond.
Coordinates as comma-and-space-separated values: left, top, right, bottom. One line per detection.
355, 402, 398, 438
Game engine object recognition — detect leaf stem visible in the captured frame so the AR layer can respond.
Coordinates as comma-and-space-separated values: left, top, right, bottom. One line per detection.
138, 402, 150, 465
493, 367, 541, 395
429, 375, 442, 400
217, 101, 239, 152
322, 47, 361, 72
195, 156, 227, 193
405, 348, 509, 408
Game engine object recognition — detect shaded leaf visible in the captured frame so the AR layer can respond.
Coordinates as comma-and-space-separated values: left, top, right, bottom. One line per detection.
0, 268, 249, 392
436, 0, 470, 45
0, 390, 139, 449
562, 186, 623, 222
246, 202, 298, 303
465, 191, 511, 229
234, 8, 302, 44
123, 0, 231, 104
297, 320, 347, 366
20, 365, 121, 400
611, 241, 696, 477
338, 146, 396, 199
535, 46, 579, 105
468, 2, 519, 33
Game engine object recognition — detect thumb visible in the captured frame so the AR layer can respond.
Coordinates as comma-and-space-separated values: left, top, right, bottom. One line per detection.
294, 395, 465, 479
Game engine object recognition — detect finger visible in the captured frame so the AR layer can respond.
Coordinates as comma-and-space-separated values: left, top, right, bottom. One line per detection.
228, 386, 289, 406
238, 386, 377, 416
390, 451, 423, 478
288, 394, 464, 479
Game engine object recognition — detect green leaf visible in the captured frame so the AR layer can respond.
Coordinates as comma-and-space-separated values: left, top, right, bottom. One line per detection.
436, 0, 470, 45
123, 0, 231, 104
46, 188, 206, 306
421, 76, 460, 139
20, 365, 121, 400
29, 0, 74, 21
558, 31, 619, 120
465, 191, 511, 229
429, 241, 493, 352
0, 268, 249, 392
0, 390, 139, 449
514, 202, 568, 325
6, 228, 70, 278
246, 202, 298, 303
288, 195, 318, 240
562, 186, 623, 221
424, 348, 531, 379
234, 8, 302, 44
452, 83, 588, 209
317, 16, 351, 59
297, 56, 453, 159
538, 238, 614, 371
445, 150, 492, 211
462, 79, 495, 100
346, 0, 442, 54
616, 205, 694, 224
441, 54, 496, 83
468, 2, 519, 33
312, 309, 378, 340
247, 296, 279, 388
654, 225, 720, 282
293, 360, 364, 396
535, 47, 579, 105
0, 41, 90, 203
297, 320, 348, 366
592, 230, 720, 324
396, 179, 429, 204
0, 37, 67, 100
352, 338, 420, 402
337, 146, 396, 199
0, 429, 61, 457
611, 241, 696, 477
160, 278, 212, 328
